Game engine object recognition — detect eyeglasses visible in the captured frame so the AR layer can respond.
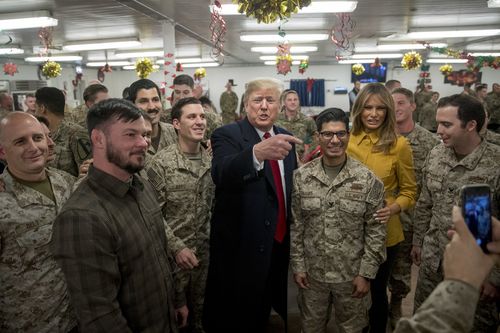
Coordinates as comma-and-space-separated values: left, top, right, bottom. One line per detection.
319, 130, 348, 140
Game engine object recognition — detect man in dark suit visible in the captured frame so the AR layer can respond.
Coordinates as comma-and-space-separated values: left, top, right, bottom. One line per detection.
203, 78, 301, 332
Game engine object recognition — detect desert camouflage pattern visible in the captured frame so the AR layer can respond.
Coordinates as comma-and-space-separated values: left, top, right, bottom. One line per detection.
485, 92, 500, 129
220, 90, 238, 124
275, 112, 317, 159
66, 103, 88, 128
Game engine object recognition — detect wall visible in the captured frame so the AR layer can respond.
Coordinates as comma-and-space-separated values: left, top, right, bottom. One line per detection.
1, 61, 499, 114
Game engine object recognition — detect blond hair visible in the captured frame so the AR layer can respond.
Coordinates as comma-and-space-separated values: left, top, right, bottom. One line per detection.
243, 78, 283, 105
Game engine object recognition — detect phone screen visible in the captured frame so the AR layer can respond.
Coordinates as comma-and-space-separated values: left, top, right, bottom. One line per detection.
462, 186, 492, 252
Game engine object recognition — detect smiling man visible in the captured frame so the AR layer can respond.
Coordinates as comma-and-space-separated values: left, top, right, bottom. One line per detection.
146, 97, 214, 333
290, 108, 386, 333
411, 93, 500, 331
127, 79, 177, 162
204, 78, 302, 332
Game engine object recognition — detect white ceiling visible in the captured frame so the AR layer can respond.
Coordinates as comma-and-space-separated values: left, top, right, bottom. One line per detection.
0, 0, 499, 67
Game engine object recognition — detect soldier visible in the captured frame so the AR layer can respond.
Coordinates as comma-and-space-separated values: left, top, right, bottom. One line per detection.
291, 108, 386, 333
385, 79, 402, 92
411, 94, 500, 331
388, 88, 439, 326
36, 116, 57, 163
24, 93, 37, 115
127, 79, 177, 163
275, 89, 316, 162
481, 107, 500, 146
67, 83, 109, 128
51, 99, 186, 332
348, 80, 361, 111
219, 79, 239, 124
0, 112, 77, 332
199, 95, 223, 140
34, 87, 91, 176
485, 82, 500, 133
0, 92, 13, 118
146, 97, 214, 333
417, 91, 437, 132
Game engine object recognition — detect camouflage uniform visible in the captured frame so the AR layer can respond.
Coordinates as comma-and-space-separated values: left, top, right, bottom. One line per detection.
413, 140, 500, 331
145, 122, 177, 167
484, 129, 500, 146
239, 93, 246, 119
417, 102, 437, 132
48, 119, 92, 177
485, 92, 500, 132
389, 125, 439, 300
66, 103, 88, 129
275, 111, 316, 160
204, 111, 222, 141
290, 156, 386, 333
220, 90, 238, 125
146, 143, 214, 333
0, 168, 77, 332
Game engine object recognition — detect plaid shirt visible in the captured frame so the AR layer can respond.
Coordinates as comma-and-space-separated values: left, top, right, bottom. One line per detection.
51, 166, 178, 333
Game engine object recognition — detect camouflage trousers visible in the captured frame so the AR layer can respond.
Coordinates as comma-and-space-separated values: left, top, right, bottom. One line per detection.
297, 277, 370, 333
388, 230, 413, 299
415, 259, 498, 333
175, 257, 209, 333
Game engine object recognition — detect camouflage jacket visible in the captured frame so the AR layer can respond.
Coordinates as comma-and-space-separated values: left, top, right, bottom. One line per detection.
485, 92, 500, 126
0, 168, 77, 332
205, 111, 223, 141
413, 140, 500, 273
485, 129, 500, 146
66, 103, 88, 129
146, 122, 178, 165
418, 102, 437, 132
290, 156, 386, 283
48, 119, 92, 177
220, 91, 238, 124
275, 112, 317, 158
146, 144, 214, 258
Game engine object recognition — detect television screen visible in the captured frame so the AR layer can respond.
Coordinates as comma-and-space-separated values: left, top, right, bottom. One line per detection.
351, 62, 388, 83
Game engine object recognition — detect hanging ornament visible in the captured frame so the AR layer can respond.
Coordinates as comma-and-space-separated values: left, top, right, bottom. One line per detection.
3, 62, 18, 76
298, 59, 309, 74
194, 67, 207, 81
176, 62, 184, 72
42, 61, 62, 78
233, 0, 312, 24
209, 0, 227, 63
100, 63, 113, 73
38, 27, 54, 57
351, 63, 365, 76
401, 51, 422, 70
439, 64, 453, 76
72, 73, 83, 87
330, 13, 356, 58
135, 58, 156, 79
276, 42, 292, 75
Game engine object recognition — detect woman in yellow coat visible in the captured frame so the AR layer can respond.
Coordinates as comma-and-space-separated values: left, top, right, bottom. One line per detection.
347, 83, 417, 333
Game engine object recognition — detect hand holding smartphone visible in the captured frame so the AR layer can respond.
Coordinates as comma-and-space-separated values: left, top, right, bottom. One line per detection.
461, 184, 492, 253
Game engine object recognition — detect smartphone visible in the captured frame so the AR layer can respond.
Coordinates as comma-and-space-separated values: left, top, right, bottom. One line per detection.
461, 184, 492, 253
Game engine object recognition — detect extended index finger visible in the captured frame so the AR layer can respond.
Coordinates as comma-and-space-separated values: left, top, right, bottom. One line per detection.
280, 134, 303, 145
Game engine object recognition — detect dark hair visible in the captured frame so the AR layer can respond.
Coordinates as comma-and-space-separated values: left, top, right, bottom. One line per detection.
122, 87, 130, 99
83, 84, 108, 103
25, 93, 35, 99
315, 107, 349, 132
437, 94, 485, 132
475, 84, 487, 93
35, 115, 50, 128
87, 98, 143, 137
173, 74, 194, 89
199, 96, 214, 109
392, 87, 415, 104
127, 79, 161, 104
385, 79, 401, 91
35, 87, 65, 117
171, 97, 201, 121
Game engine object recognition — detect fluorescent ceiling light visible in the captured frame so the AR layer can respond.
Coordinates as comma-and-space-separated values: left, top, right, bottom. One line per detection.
86, 61, 133, 67
123, 65, 160, 70
426, 59, 468, 63
182, 62, 219, 68
376, 43, 447, 51
338, 59, 374, 64
488, 0, 500, 8
470, 52, 500, 56
251, 46, 318, 53
63, 38, 141, 51
351, 53, 402, 59
115, 50, 164, 59
0, 10, 57, 30
0, 47, 24, 55
264, 60, 301, 65
241, 33, 328, 42
155, 58, 215, 64
405, 29, 500, 39
25, 55, 82, 62
212, 1, 357, 15
260, 55, 309, 60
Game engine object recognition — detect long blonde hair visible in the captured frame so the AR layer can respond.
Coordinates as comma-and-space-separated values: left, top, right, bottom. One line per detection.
351, 83, 398, 154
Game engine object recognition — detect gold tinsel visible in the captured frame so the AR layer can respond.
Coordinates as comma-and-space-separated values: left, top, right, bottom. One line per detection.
401, 51, 423, 71
42, 61, 62, 78
135, 58, 156, 79
439, 64, 453, 76
194, 67, 207, 81
233, 0, 312, 24
352, 63, 365, 76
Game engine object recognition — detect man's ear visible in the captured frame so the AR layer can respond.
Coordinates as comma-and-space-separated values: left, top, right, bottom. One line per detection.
466, 120, 477, 132
172, 118, 181, 131
90, 128, 105, 149
0, 145, 6, 161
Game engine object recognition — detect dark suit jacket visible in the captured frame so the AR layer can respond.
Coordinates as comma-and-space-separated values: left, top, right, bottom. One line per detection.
203, 118, 297, 332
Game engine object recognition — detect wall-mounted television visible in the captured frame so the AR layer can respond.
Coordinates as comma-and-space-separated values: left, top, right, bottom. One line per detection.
351, 63, 388, 83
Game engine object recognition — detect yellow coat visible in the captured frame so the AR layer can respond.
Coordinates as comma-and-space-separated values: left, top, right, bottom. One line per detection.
347, 130, 417, 246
